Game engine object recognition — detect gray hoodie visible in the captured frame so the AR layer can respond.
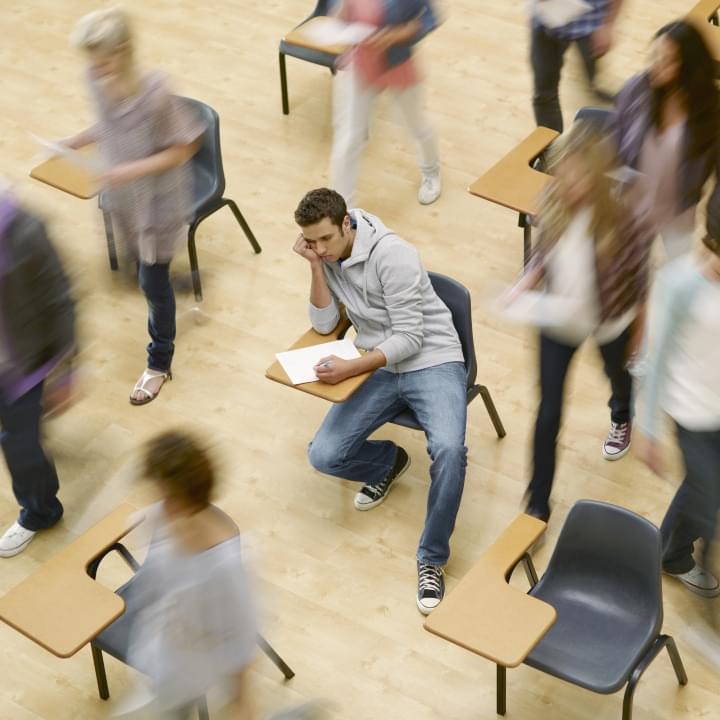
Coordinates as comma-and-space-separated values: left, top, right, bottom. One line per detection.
309, 209, 464, 373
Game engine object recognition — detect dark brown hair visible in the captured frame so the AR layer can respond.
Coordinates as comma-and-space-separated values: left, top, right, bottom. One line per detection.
651, 21, 720, 160
295, 188, 347, 228
143, 430, 215, 511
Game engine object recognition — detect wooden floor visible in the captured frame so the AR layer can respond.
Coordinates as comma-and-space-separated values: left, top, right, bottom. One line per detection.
0, 1, 717, 718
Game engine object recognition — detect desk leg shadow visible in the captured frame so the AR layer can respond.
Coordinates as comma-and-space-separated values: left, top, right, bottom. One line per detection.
87, 543, 295, 715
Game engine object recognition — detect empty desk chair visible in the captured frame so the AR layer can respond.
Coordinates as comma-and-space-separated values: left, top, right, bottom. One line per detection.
279, 0, 338, 115
520, 500, 688, 720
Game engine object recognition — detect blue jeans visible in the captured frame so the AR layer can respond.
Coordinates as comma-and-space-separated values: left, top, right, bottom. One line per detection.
661, 423, 720, 574
0, 381, 63, 531
308, 362, 468, 566
139, 262, 176, 372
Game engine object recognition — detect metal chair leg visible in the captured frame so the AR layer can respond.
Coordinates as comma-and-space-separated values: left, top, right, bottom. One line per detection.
197, 695, 210, 720
279, 52, 289, 115
522, 552, 539, 587
91, 644, 110, 700
478, 385, 506, 439
622, 635, 687, 720
664, 635, 688, 686
101, 206, 119, 271
188, 221, 203, 302
257, 633, 295, 680
496, 664, 507, 716
225, 199, 262, 254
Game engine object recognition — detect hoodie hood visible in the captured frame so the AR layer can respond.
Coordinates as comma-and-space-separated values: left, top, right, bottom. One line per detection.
344, 208, 397, 303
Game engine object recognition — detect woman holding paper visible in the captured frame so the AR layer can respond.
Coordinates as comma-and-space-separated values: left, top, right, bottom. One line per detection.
611, 20, 720, 261
513, 122, 652, 522
329, 0, 442, 206
63, 7, 204, 405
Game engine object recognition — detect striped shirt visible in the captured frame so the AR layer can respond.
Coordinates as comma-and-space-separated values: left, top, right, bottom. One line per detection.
532, 0, 610, 40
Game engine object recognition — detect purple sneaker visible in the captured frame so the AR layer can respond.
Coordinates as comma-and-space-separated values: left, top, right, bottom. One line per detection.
602, 421, 632, 460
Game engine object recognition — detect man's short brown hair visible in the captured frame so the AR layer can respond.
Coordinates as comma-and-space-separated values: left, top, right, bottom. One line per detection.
294, 188, 347, 228
143, 430, 215, 511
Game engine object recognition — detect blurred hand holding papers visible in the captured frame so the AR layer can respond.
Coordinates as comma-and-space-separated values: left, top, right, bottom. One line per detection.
295, 17, 377, 49
492, 287, 580, 328
534, 0, 592, 29
29, 134, 101, 199
30, 134, 103, 174
276, 339, 361, 385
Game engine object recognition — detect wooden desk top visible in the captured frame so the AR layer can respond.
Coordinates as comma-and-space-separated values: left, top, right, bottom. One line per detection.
30, 153, 98, 200
468, 127, 559, 216
0, 503, 141, 658
424, 514, 557, 668
283, 16, 348, 56
687, 0, 720, 62
266, 318, 372, 403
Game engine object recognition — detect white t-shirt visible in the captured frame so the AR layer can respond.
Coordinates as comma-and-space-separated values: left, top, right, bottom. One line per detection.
544, 208, 635, 346
120, 506, 257, 714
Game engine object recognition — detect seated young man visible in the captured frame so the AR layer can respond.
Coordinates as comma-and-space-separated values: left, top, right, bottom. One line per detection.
292, 188, 468, 614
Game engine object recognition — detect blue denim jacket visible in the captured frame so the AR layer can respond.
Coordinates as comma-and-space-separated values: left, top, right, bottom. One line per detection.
332, 0, 439, 67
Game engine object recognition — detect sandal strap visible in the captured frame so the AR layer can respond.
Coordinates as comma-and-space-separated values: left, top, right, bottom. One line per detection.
132, 369, 169, 398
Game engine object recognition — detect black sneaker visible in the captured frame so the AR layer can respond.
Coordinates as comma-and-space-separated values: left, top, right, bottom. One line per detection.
353, 446, 410, 511
417, 561, 445, 615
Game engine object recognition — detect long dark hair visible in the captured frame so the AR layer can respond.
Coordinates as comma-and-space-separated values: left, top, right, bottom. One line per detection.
650, 21, 719, 160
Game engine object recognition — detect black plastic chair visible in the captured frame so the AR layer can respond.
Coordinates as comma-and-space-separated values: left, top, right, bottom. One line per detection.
389, 272, 506, 438
86, 537, 294, 719
574, 105, 613, 129
101, 97, 261, 302
507, 500, 688, 720
279, 0, 338, 115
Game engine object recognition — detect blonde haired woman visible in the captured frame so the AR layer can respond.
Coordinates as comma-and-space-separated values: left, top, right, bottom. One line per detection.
514, 122, 653, 521
63, 7, 204, 405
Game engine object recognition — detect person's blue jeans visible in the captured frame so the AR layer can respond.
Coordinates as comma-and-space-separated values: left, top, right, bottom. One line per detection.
139, 262, 176, 372
0, 381, 63, 531
308, 362, 468, 566
660, 423, 720, 574
527, 329, 633, 517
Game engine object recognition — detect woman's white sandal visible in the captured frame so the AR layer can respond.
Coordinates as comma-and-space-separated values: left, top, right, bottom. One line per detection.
129, 368, 172, 406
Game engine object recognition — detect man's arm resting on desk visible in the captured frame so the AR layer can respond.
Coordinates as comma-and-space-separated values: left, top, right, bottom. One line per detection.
315, 348, 386, 385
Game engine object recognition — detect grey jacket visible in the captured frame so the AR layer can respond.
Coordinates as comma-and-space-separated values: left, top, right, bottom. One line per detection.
611, 72, 720, 221
0, 205, 75, 388
309, 209, 463, 373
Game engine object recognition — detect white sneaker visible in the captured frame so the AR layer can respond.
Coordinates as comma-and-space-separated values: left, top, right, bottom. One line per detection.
418, 172, 441, 205
666, 565, 720, 598
0, 522, 36, 558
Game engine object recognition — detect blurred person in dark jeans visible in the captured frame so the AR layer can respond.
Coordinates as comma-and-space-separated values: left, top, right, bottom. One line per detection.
636, 216, 720, 599
529, 0, 624, 132
0, 191, 75, 557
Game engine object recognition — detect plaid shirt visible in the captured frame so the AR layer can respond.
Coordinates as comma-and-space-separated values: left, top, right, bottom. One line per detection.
532, 0, 610, 40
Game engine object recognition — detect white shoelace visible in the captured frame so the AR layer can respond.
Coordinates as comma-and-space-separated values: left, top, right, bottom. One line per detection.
608, 422, 628, 444
418, 565, 443, 594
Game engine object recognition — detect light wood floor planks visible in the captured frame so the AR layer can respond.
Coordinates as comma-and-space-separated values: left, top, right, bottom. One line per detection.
0, 1, 717, 718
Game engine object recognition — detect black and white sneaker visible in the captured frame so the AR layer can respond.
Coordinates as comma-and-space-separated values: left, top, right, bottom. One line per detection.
353, 446, 410, 511
416, 561, 445, 615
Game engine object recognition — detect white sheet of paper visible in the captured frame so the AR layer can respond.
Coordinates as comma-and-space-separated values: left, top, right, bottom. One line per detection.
297, 17, 377, 48
276, 339, 361, 385
494, 289, 581, 328
30, 133, 103, 174
534, 0, 592, 29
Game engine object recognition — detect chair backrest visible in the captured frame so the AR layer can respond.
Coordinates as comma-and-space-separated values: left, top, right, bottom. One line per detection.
176, 97, 225, 212
573, 106, 612, 131
542, 500, 663, 626
309, 0, 332, 18
428, 272, 477, 389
